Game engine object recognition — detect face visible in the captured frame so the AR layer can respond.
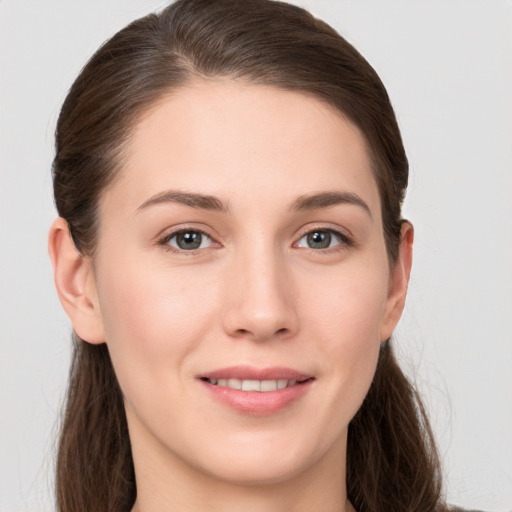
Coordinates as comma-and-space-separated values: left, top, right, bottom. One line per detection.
87, 81, 406, 487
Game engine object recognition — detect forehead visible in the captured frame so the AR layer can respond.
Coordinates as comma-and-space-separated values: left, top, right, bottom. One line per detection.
104, 80, 380, 218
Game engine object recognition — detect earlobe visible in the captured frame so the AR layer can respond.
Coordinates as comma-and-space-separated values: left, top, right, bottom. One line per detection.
48, 217, 105, 344
380, 221, 414, 341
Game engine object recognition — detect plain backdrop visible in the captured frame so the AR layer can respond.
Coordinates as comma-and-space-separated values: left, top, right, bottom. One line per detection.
1, 1, 511, 511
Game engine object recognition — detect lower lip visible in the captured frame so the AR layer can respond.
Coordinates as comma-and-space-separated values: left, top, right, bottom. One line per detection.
200, 379, 314, 415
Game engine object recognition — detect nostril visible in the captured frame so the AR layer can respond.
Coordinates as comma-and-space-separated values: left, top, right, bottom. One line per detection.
223, 301, 298, 341
231, 326, 290, 341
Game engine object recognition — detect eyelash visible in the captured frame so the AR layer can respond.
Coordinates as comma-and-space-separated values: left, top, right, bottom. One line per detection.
158, 228, 217, 254
157, 227, 353, 254
295, 227, 353, 254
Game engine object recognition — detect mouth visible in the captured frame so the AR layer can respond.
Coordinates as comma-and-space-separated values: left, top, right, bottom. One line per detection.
200, 377, 313, 392
198, 366, 315, 415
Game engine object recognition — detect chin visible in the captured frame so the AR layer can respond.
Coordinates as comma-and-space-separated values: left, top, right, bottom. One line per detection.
200, 453, 310, 487
185, 427, 345, 487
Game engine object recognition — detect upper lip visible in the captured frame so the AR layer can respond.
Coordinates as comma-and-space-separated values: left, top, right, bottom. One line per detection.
199, 366, 313, 382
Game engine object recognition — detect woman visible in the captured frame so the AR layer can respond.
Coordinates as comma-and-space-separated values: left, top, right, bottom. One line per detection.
48, 0, 473, 510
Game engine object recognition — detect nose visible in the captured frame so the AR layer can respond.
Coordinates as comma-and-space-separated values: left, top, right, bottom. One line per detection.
222, 246, 298, 342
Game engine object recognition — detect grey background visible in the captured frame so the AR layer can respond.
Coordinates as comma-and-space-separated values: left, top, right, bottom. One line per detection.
1, 1, 511, 510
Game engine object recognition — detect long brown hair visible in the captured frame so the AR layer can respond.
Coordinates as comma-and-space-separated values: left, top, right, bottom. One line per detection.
52, 1, 444, 510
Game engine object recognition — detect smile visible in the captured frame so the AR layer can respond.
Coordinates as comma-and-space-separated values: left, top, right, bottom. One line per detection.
199, 366, 315, 415
203, 378, 309, 392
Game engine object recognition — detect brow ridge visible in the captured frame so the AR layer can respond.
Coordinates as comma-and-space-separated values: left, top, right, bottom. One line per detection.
290, 191, 372, 218
137, 189, 371, 218
137, 190, 228, 213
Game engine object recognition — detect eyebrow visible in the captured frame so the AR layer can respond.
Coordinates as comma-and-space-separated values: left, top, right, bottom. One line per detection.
137, 190, 229, 213
290, 191, 372, 218
136, 189, 372, 218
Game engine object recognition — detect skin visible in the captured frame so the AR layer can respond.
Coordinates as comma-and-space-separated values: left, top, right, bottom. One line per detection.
49, 80, 413, 512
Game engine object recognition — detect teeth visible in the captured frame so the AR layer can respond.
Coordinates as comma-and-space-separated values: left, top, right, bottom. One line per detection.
277, 379, 287, 389
207, 378, 303, 392
260, 380, 277, 391
242, 379, 260, 391
227, 378, 242, 390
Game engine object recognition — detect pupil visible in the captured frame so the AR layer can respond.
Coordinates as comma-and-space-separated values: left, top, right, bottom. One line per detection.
177, 231, 201, 250
308, 231, 331, 249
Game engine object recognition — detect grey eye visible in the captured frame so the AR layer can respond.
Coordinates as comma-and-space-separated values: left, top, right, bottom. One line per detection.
297, 230, 344, 250
168, 230, 212, 250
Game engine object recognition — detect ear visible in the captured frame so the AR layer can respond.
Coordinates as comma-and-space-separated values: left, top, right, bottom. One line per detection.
48, 217, 105, 344
380, 221, 414, 342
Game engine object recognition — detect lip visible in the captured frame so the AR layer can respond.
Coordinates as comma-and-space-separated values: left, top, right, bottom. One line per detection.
200, 365, 312, 381
198, 366, 315, 415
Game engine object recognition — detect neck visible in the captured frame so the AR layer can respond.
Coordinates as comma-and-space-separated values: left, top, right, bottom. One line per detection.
129, 427, 353, 512
132, 499, 355, 512
131, 488, 354, 512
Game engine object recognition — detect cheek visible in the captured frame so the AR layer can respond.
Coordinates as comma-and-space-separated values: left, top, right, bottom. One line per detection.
324, 285, 384, 386
300, 257, 389, 398
94, 252, 220, 380
304, 262, 389, 344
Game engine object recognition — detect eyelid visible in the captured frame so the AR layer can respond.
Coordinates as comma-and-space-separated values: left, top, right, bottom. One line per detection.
157, 225, 221, 253
293, 225, 354, 251
155, 223, 353, 253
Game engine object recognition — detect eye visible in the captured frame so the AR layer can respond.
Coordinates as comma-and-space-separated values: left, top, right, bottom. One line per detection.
164, 229, 214, 251
296, 229, 349, 250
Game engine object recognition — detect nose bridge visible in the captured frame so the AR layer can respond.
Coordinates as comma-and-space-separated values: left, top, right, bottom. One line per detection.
223, 236, 297, 341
